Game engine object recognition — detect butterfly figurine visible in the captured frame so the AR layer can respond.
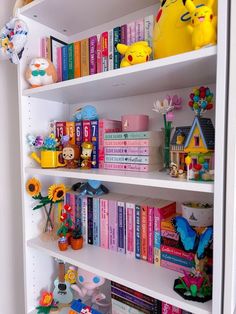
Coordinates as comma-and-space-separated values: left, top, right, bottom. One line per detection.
172, 216, 213, 260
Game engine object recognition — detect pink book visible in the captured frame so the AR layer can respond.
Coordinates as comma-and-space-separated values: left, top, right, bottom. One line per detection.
103, 163, 159, 172
98, 119, 122, 168
89, 35, 97, 75
147, 206, 154, 263
160, 259, 191, 274
104, 146, 157, 156
56, 47, 62, 82
70, 193, 76, 225
135, 19, 144, 41
104, 139, 159, 147
97, 34, 102, 73
127, 21, 136, 45
161, 230, 179, 241
162, 303, 182, 314
100, 198, 109, 249
40, 37, 47, 58
161, 245, 195, 261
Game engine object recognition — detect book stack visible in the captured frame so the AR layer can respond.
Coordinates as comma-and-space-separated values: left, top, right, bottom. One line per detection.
103, 131, 163, 172
111, 282, 191, 314
41, 15, 154, 82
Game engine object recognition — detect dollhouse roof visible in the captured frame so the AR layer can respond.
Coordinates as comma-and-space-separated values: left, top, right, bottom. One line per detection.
184, 117, 215, 150
171, 126, 191, 146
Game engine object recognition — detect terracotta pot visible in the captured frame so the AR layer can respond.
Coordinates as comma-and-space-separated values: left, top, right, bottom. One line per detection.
58, 237, 68, 251
59, 231, 72, 244
71, 237, 83, 250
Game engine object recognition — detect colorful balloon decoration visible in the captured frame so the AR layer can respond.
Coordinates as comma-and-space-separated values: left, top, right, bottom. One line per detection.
188, 86, 214, 116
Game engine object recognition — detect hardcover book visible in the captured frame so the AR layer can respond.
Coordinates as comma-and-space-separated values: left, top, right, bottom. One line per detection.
81, 38, 89, 77
93, 196, 100, 246
68, 43, 74, 80
135, 19, 144, 42
91, 120, 99, 168
101, 31, 108, 72
55, 121, 66, 141
82, 120, 91, 142
104, 131, 160, 140
87, 196, 93, 245
108, 29, 114, 71
104, 155, 156, 165
113, 26, 121, 69
89, 35, 97, 75
104, 138, 162, 147
62, 45, 69, 81
118, 200, 126, 254
66, 121, 75, 144
75, 121, 83, 147
56, 47, 62, 82
97, 34, 102, 73
103, 163, 160, 172
74, 41, 81, 78
105, 146, 157, 156
120, 24, 128, 45
81, 196, 88, 244
127, 22, 136, 45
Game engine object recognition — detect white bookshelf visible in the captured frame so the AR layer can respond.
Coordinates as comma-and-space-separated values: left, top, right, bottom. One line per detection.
18, 1, 229, 314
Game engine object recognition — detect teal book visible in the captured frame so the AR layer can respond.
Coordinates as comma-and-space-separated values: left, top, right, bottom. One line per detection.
113, 26, 121, 69
104, 131, 159, 140
68, 43, 74, 80
62, 45, 69, 81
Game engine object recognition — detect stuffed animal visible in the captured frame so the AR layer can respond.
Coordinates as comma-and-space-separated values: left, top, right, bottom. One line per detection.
153, 0, 217, 59
25, 57, 58, 88
183, 0, 217, 50
116, 41, 152, 67
13, 0, 33, 16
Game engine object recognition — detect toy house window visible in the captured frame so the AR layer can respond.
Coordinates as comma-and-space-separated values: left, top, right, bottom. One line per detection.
194, 136, 200, 147
192, 158, 197, 165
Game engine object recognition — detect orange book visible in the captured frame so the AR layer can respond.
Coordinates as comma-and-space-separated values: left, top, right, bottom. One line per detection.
74, 41, 81, 78
140, 204, 148, 261
81, 38, 89, 77
66, 121, 75, 144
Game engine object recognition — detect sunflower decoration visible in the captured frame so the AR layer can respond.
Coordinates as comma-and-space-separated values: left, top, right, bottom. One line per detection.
26, 177, 41, 198
48, 184, 66, 202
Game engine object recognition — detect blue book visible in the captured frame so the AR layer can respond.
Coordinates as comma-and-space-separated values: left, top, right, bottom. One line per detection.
135, 205, 141, 259
91, 120, 99, 169
62, 45, 69, 81
93, 197, 100, 246
161, 252, 194, 268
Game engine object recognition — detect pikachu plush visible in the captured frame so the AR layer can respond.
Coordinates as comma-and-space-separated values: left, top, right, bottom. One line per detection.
153, 0, 217, 59
183, 0, 217, 50
117, 41, 152, 67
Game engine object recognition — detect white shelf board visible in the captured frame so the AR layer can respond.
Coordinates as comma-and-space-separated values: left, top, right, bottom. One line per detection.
22, 47, 217, 104
20, 0, 157, 36
28, 237, 212, 314
25, 166, 213, 193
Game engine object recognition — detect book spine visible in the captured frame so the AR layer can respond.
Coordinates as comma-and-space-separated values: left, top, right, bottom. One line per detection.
47, 37, 51, 61
104, 139, 152, 146
161, 245, 195, 261
145, 15, 154, 60
141, 204, 148, 261
97, 34, 102, 73
55, 121, 66, 141
87, 197, 93, 245
75, 121, 83, 147
162, 302, 172, 314
160, 260, 191, 274
135, 205, 141, 259
103, 163, 157, 172
108, 29, 114, 71
127, 22, 136, 45
101, 31, 108, 72
89, 35, 97, 75
161, 252, 195, 268
161, 237, 180, 248
111, 295, 150, 314
135, 19, 144, 42
82, 120, 91, 142
75, 195, 82, 229
81, 196, 88, 244
66, 121, 75, 144
111, 287, 153, 311
81, 38, 89, 77
111, 281, 155, 304
105, 146, 151, 155
100, 198, 109, 249
91, 120, 99, 169
69, 193, 76, 225
120, 24, 128, 45
104, 155, 150, 164
74, 41, 81, 78
113, 26, 121, 69
104, 131, 154, 140
56, 47, 62, 82
117, 201, 126, 254
109, 199, 118, 251
147, 206, 154, 264
126, 202, 135, 257
161, 230, 179, 241
68, 43, 74, 80
112, 299, 144, 314
40, 37, 47, 58
62, 45, 68, 81
93, 198, 100, 246
154, 207, 161, 266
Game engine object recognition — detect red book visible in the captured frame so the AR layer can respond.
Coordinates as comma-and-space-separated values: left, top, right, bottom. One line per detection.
141, 204, 148, 261
101, 31, 108, 72
82, 120, 91, 142
56, 121, 66, 141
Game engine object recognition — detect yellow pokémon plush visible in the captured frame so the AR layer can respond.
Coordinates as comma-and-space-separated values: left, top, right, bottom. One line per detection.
153, 0, 217, 59
117, 41, 152, 68
183, 0, 217, 50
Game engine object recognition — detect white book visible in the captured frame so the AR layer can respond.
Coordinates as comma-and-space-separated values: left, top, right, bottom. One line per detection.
108, 29, 114, 71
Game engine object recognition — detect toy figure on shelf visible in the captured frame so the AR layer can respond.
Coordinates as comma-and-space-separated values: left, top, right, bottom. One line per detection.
63, 143, 80, 168
81, 142, 96, 169
71, 180, 109, 196
36, 291, 58, 314
69, 300, 102, 314
172, 216, 213, 302
182, 0, 217, 50
116, 41, 152, 67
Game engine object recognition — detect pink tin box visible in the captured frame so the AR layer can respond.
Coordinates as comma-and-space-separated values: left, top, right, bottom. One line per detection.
121, 114, 149, 132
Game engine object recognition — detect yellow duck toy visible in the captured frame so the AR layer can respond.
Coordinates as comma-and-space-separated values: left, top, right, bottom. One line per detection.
153, 0, 217, 59
117, 41, 152, 67
183, 0, 217, 50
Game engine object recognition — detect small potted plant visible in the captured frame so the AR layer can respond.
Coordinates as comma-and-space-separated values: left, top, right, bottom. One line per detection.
36, 291, 59, 314
57, 204, 73, 244
71, 226, 83, 250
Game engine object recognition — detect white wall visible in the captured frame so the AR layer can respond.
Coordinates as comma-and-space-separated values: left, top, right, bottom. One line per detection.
0, 1, 24, 313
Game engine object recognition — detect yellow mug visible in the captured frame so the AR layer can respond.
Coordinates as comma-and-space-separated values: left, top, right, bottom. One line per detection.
30, 151, 65, 168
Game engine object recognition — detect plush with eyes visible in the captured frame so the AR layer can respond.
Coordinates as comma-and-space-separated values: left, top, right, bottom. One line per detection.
25, 57, 58, 88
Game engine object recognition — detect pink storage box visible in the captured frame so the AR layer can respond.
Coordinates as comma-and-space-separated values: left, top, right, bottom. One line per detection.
121, 114, 149, 132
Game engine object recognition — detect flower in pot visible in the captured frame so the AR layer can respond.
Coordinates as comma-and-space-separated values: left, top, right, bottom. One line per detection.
36, 291, 58, 313
57, 204, 73, 244
71, 226, 83, 250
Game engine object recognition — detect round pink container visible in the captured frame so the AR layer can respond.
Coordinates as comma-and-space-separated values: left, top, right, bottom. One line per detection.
121, 114, 149, 132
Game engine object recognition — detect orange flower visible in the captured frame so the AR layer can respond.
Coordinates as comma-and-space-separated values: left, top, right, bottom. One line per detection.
39, 291, 53, 307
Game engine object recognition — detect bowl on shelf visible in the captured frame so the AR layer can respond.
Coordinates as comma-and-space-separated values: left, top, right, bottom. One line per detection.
181, 202, 213, 227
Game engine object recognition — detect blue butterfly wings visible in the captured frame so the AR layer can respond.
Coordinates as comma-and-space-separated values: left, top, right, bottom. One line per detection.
172, 216, 213, 260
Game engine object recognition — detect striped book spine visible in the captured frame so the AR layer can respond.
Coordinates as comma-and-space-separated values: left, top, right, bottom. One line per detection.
105, 146, 153, 155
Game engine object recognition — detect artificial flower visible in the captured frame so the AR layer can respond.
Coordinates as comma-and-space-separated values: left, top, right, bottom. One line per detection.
48, 184, 66, 202
167, 94, 183, 110
60, 212, 67, 222
39, 291, 53, 307
27, 134, 36, 147
26, 178, 41, 197
64, 204, 72, 212
152, 98, 173, 115
43, 136, 57, 150
34, 135, 44, 148
65, 268, 77, 284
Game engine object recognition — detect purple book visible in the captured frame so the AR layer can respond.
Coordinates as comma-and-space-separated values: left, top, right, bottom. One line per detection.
117, 201, 126, 254
121, 24, 128, 45
109, 198, 118, 251
89, 36, 97, 75
87, 197, 93, 245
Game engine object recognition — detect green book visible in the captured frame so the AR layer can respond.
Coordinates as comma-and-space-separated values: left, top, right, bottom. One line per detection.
68, 43, 74, 80
113, 27, 121, 69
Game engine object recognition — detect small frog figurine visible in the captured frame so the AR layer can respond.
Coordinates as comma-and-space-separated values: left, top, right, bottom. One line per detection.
80, 142, 96, 170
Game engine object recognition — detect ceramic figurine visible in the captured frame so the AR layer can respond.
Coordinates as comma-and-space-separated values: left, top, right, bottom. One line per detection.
63, 143, 80, 168
80, 142, 96, 169
25, 57, 57, 87
169, 162, 179, 177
